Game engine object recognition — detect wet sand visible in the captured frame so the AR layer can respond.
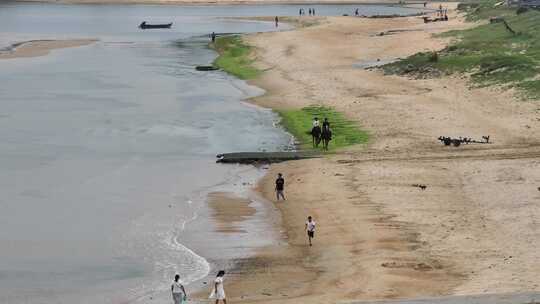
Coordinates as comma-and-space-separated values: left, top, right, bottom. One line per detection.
0, 39, 97, 59
212, 3, 540, 304
207, 192, 256, 234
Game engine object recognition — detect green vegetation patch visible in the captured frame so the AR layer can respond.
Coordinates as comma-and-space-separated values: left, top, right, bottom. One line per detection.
212, 35, 261, 80
276, 106, 369, 151
382, 0, 540, 99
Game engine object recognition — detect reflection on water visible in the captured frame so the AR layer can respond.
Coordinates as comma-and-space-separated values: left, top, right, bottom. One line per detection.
0, 2, 422, 304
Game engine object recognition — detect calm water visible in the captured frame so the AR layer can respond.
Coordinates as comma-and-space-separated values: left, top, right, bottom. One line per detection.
0, 3, 421, 304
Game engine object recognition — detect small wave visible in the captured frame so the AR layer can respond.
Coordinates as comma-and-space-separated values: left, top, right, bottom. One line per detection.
165, 233, 210, 284
141, 124, 201, 138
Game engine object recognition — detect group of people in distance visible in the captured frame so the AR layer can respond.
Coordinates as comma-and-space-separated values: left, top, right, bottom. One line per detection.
299, 8, 316, 16
311, 117, 332, 150
275, 173, 317, 246
170, 171, 316, 304
172, 270, 227, 304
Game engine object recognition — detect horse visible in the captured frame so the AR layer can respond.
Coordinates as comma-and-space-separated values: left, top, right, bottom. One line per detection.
311, 126, 322, 148
321, 127, 332, 150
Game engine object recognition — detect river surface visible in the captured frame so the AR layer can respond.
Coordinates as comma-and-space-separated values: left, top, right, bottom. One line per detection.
0, 2, 422, 303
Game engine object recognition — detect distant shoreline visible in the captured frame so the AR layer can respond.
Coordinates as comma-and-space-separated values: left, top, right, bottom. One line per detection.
12, 0, 427, 6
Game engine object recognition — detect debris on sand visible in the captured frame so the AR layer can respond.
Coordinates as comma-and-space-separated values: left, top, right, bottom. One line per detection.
412, 184, 427, 190
438, 135, 491, 147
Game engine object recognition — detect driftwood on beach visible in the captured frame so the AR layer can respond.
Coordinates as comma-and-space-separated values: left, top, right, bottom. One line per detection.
216, 151, 319, 164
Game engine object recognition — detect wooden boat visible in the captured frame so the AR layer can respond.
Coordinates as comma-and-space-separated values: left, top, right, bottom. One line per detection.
139, 22, 173, 29
195, 65, 219, 71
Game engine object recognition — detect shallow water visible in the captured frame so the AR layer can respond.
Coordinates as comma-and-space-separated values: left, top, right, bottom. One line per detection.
0, 3, 422, 303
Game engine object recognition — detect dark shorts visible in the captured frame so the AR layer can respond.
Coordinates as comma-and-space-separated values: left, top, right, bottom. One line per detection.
307, 230, 315, 238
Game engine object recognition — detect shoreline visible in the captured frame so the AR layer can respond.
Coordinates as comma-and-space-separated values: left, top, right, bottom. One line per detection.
12, 0, 430, 5
0, 39, 97, 59
213, 2, 540, 303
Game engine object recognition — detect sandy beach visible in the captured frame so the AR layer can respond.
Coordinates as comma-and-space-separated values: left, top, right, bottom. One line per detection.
2, 2, 539, 303
208, 3, 540, 304
0, 39, 97, 59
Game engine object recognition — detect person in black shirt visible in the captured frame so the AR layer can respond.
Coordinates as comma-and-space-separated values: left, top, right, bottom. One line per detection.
211, 32, 216, 43
322, 117, 330, 131
275, 173, 285, 201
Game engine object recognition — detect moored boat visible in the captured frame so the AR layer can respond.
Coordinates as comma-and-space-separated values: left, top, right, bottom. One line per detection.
139, 22, 173, 29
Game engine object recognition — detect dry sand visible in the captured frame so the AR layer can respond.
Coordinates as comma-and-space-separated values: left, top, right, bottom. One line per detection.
211, 3, 540, 304
0, 39, 97, 59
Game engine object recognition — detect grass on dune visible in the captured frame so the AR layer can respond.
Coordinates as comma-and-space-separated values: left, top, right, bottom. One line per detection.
277, 106, 369, 151
382, 0, 540, 99
212, 35, 261, 80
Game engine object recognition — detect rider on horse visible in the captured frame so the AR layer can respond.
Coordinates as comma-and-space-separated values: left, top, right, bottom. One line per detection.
311, 117, 322, 147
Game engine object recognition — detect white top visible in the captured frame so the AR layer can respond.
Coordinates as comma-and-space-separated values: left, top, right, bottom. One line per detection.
172, 280, 184, 294
306, 220, 316, 232
209, 277, 226, 300
312, 120, 320, 127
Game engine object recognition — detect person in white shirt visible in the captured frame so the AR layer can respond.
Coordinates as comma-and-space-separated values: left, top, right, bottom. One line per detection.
171, 274, 187, 304
305, 216, 316, 246
209, 270, 227, 304
312, 117, 320, 127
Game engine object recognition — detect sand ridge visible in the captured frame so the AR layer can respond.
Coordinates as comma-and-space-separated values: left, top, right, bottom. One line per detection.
0, 39, 98, 59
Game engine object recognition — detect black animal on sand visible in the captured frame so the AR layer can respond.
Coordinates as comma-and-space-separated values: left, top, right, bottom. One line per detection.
321, 127, 332, 150
311, 125, 322, 148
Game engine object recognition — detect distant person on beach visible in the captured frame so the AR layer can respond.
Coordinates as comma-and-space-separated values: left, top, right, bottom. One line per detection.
209, 270, 227, 304
312, 8, 316, 15
211, 32, 216, 43
299, 8, 302, 16
275, 173, 285, 201
305, 216, 316, 246
275, 16, 279, 27
355, 8, 359, 16
171, 274, 187, 304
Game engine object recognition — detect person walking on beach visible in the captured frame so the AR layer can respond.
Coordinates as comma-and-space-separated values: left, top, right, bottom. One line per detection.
211, 32, 216, 43
305, 216, 316, 246
275, 173, 285, 201
275, 16, 279, 27
312, 8, 316, 16
355, 8, 359, 16
171, 274, 187, 304
209, 270, 227, 304
308, 8, 312, 16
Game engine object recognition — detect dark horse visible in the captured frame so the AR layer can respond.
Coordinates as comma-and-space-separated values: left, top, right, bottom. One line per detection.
311, 126, 322, 148
321, 127, 332, 150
